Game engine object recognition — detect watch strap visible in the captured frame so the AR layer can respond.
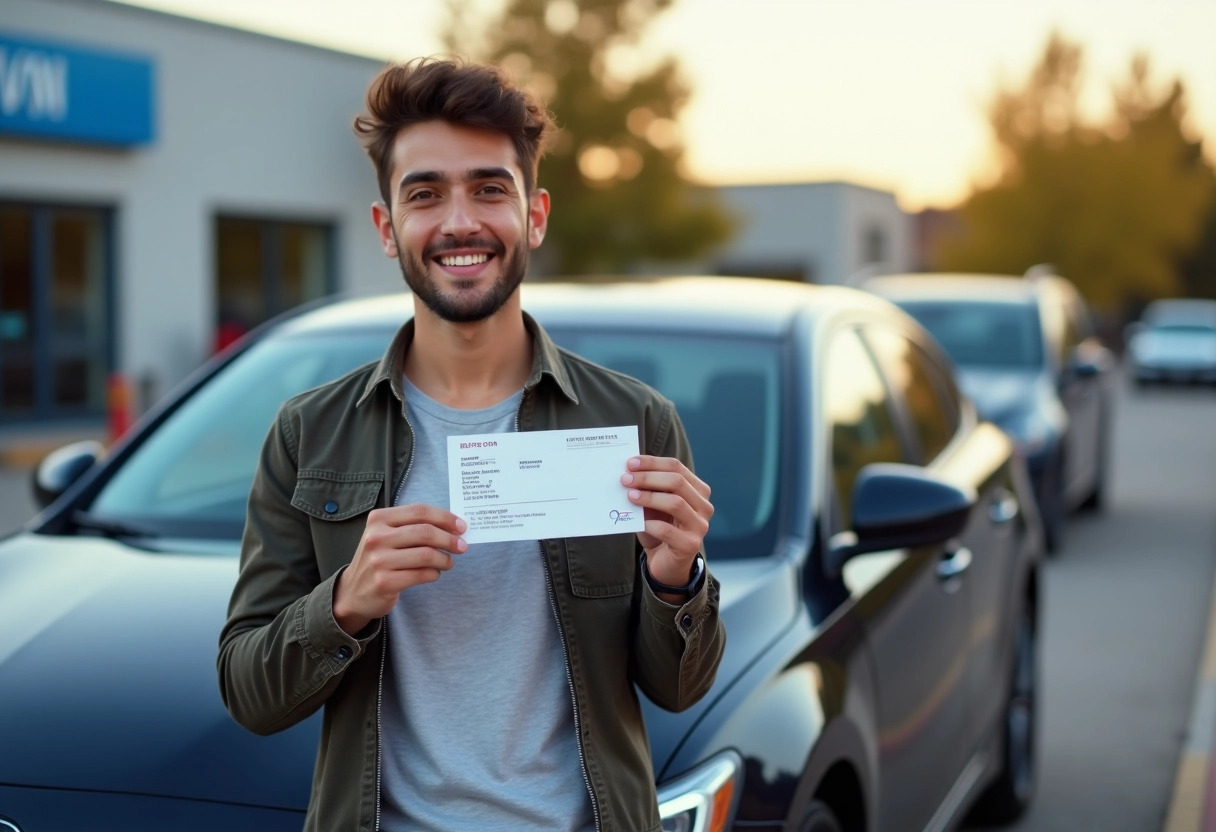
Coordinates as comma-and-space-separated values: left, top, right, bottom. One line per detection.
640, 553, 705, 598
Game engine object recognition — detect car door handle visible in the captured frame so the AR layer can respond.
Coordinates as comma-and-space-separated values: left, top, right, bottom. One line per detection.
937, 546, 973, 581
989, 490, 1019, 524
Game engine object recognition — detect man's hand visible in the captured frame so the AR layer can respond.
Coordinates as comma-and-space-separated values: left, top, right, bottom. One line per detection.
332, 504, 467, 635
621, 455, 713, 603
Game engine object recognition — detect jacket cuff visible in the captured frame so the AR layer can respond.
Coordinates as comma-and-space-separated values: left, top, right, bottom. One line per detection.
301, 567, 381, 674
642, 563, 714, 636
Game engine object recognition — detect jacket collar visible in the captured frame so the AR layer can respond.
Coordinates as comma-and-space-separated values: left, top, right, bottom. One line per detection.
356, 310, 579, 408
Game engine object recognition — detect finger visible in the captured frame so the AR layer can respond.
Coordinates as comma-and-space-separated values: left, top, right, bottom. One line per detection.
370, 503, 467, 534
626, 455, 711, 500
363, 526, 467, 567
622, 470, 714, 518
628, 489, 710, 538
370, 548, 456, 590
640, 518, 704, 558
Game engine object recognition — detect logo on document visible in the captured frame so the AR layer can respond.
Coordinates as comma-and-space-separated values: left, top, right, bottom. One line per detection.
609, 509, 634, 524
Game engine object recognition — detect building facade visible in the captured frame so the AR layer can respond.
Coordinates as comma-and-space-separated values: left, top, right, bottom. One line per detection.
676, 182, 912, 286
1, 0, 392, 428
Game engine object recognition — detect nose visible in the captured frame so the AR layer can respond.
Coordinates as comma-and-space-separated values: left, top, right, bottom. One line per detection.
439, 192, 481, 238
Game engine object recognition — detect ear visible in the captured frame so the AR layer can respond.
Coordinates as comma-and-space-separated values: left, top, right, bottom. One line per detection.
371, 202, 398, 258
527, 188, 550, 250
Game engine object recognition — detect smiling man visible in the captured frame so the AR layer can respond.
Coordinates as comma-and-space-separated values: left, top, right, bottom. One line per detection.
217, 58, 725, 832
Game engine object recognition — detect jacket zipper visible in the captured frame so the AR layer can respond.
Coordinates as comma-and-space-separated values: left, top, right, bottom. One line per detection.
517, 401, 603, 832
376, 402, 415, 832
539, 540, 603, 832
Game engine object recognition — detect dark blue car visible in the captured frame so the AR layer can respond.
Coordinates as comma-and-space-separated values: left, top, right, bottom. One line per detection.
2, 277, 1041, 831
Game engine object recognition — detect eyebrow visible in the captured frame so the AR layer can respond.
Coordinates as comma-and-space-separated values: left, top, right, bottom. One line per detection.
397, 167, 517, 193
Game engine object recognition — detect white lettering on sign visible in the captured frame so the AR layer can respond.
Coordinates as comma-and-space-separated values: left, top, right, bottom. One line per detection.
0, 48, 68, 121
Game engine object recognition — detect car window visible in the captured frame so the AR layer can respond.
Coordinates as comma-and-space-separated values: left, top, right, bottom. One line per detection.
88, 332, 391, 539
546, 329, 783, 560
87, 325, 783, 558
864, 327, 959, 464
824, 327, 904, 529
896, 301, 1044, 369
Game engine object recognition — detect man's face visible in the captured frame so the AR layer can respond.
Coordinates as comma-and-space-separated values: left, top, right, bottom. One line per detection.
372, 120, 549, 323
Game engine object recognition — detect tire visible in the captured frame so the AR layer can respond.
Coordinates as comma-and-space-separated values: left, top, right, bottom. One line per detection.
968, 609, 1037, 825
801, 800, 845, 832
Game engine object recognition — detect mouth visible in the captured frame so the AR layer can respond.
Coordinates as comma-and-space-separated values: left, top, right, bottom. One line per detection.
432, 248, 496, 277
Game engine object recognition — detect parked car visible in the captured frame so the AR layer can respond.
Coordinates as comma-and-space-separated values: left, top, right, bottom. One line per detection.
866, 271, 1114, 552
1125, 298, 1216, 386
2, 277, 1041, 832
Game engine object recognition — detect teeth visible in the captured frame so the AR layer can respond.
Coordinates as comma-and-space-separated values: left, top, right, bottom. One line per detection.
440, 253, 489, 267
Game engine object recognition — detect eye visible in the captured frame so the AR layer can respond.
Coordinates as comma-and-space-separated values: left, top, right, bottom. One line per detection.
406, 188, 437, 202
480, 183, 508, 195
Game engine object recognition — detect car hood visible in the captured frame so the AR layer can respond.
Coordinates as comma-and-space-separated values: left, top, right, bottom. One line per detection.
1131, 330, 1216, 362
0, 532, 793, 803
955, 368, 1041, 423
0, 532, 317, 810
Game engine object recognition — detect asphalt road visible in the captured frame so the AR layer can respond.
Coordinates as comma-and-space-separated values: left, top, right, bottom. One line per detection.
966, 379, 1216, 832
1, 378, 1214, 831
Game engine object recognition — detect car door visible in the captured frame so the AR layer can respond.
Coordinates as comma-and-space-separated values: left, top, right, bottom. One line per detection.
1044, 290, 1102, 501
865, 325, 1022, 779
822, 325, 970, 831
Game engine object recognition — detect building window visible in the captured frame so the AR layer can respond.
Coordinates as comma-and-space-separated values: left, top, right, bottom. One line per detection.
863, 225, 887, 265
214, 216, 334, 351
0, 202, 112, 423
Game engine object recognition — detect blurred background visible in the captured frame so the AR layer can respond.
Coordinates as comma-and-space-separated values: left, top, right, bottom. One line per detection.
2, 2, 1216, 829
1, 0, 1213, 443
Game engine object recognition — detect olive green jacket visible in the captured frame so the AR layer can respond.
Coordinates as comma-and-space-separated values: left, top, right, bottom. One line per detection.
217, 313, 725, 832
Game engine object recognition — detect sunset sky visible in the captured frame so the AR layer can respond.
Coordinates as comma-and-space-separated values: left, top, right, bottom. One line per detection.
111, 0, 1216, 211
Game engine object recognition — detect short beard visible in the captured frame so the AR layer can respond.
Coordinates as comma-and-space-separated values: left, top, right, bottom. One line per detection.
395, 232, 529, 324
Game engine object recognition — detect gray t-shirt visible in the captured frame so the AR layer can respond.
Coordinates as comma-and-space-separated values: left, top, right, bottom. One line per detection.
379, 378, 595, 832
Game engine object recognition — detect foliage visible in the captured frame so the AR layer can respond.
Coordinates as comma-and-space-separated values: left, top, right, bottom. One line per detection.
933, 32, 1216, 313
440, 0, 733, 275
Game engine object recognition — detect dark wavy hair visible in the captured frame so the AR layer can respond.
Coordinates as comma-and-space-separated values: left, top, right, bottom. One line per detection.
353, 57, 554, 204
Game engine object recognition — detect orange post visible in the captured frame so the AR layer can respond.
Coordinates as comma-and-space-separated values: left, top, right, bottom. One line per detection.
107, 373, 134, 443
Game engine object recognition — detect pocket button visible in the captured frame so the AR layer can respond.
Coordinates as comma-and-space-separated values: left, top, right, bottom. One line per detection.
324, 501, 339, 514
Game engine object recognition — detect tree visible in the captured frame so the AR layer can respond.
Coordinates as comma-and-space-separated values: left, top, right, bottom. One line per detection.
933, 32, 1216, 313
441, 0, 733, 275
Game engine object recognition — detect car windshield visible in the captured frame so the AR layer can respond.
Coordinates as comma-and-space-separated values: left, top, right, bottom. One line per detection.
897, 301, 1044, 369
88, 331, 393, 542
85, 325, 783, 560
546, 329, 784, 560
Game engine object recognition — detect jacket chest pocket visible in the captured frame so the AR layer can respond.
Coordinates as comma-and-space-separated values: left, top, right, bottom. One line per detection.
291, 471, 383, 573
564, 536, 636, 598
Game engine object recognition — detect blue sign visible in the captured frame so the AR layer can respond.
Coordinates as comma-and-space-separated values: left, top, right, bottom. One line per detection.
0, 31, 155, 146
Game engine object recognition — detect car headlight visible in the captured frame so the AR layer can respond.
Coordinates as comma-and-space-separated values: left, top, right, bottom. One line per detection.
657, 750, 743, 832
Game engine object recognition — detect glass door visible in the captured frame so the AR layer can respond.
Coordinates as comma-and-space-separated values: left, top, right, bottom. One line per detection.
0, 202, 113, 423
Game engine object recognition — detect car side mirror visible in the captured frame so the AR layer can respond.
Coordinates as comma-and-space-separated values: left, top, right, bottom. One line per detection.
31, 440, 105, 509
828, 463, 975, 574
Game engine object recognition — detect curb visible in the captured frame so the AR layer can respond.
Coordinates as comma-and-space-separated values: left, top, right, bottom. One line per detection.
1163, 558, 1216, 832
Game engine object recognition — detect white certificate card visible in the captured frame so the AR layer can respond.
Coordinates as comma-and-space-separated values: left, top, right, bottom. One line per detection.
448, 425, 646, 544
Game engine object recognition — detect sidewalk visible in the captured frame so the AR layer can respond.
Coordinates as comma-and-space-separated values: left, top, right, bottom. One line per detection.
0, 421, 107, 471
1164, 557, 1216, 832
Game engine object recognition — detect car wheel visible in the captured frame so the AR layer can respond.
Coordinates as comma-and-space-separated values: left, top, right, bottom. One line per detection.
1040, 457, 1065, 554
801, 799, 845, 832
968, 608, 1037, 825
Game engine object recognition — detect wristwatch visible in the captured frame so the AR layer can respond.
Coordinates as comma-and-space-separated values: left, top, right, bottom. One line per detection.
641, 553, 706, 599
